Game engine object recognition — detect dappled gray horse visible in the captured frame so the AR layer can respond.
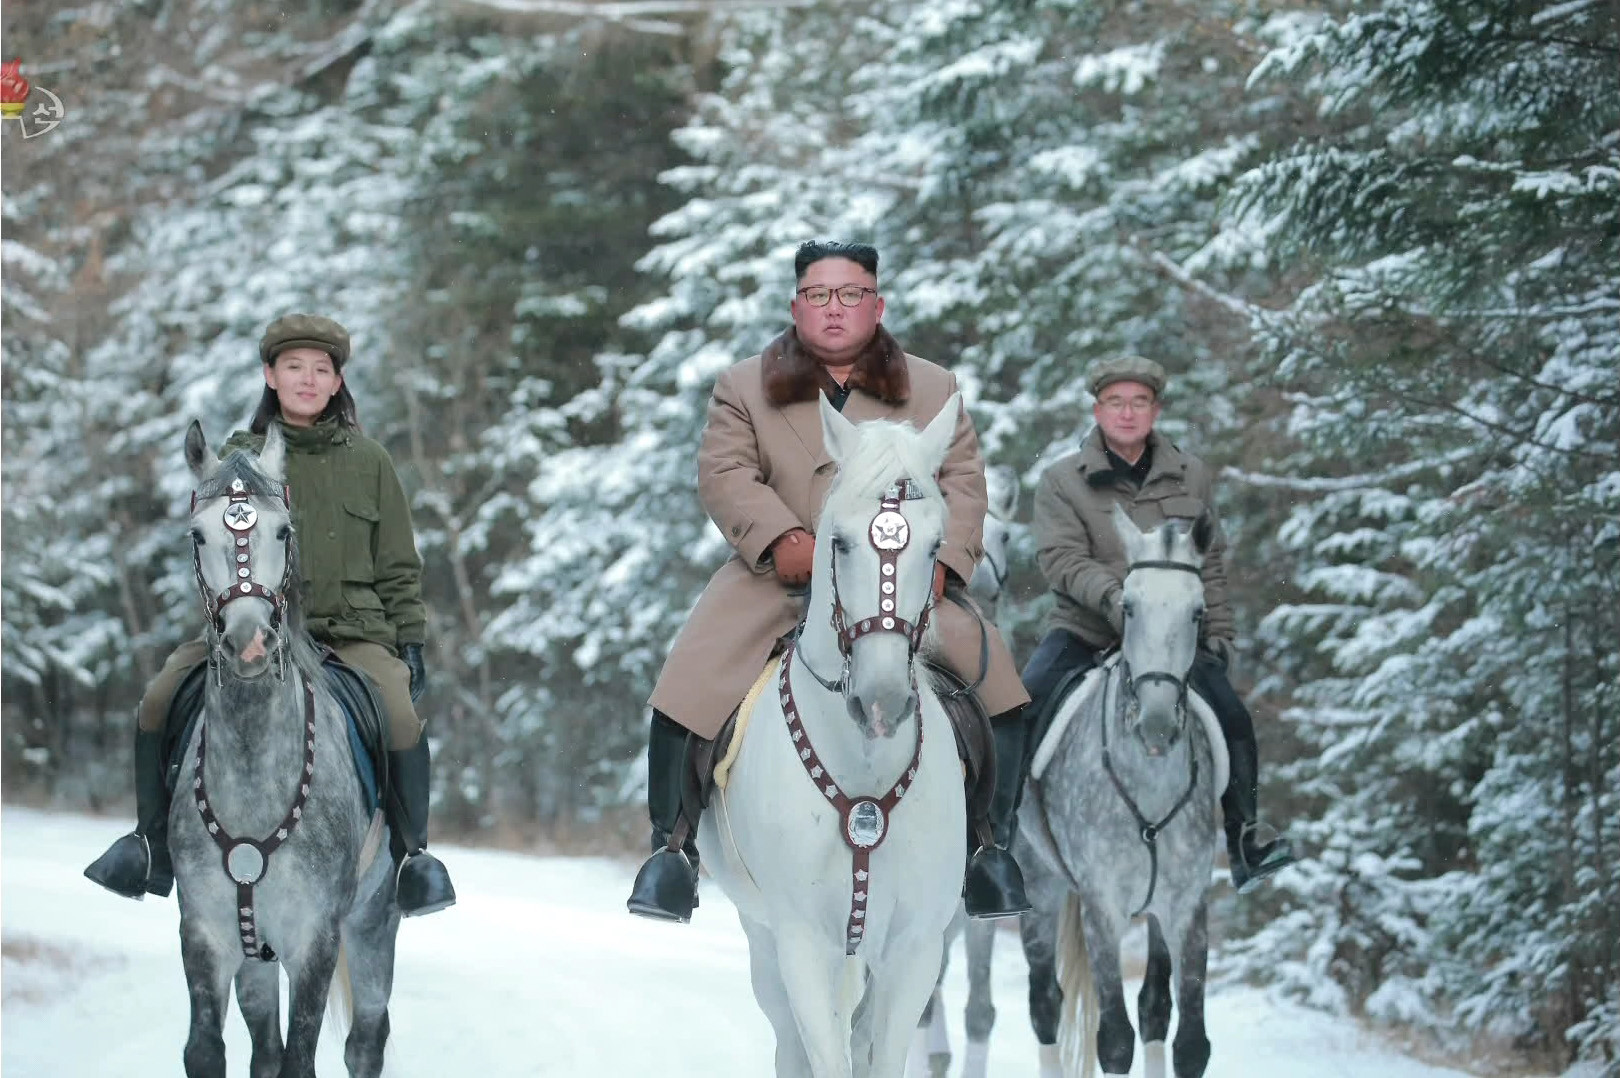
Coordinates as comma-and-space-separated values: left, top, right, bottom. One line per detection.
909, 464, 1018, 1078
171, 420, 398, 1078
1018, 507, 1222, 1078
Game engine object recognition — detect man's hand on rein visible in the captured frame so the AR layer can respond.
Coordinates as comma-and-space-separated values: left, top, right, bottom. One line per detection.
771, 528, 815, 587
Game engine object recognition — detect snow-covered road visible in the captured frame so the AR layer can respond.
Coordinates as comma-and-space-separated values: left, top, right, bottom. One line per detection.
2, 807, 1492, 1076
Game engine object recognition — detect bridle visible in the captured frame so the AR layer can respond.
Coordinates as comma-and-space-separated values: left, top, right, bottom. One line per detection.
797, 478, 936, 697
191, 475, 295, 681
1115, 558, 1203, 729
188, 471, 313, 962
1103, 555, 1204, 917
782, 477, 938, 954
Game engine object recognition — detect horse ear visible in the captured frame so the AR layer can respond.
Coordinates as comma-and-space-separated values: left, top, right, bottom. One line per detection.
1109, 503, 1146, 553
185, 420, 218, 484
1190, 510, 1214, 556
918, 393, 961, 474
988, 464, 1019, 520
820, 392, 860, 465
258, 422, 286, 481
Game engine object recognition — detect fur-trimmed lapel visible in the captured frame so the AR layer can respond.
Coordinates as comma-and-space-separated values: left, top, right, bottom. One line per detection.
761, 326, 911, 408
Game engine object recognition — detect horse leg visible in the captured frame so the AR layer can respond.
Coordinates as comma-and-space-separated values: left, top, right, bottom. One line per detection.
1020, 908, 1062, 1077
1170, 900, 1211, 1078
740, 915, 813, 1078
180, 926, 238, 1078
960, 915, 997, 1078
774, 925, 856, 1077
277, 923, 342, 1078
864, 934, 948, 1078
235, 959, 285, 1078
1137, 917, 1173, 1078
1079, 903, 1134, 1077
907, 916, 954, 1078
340, 896, 400, 1078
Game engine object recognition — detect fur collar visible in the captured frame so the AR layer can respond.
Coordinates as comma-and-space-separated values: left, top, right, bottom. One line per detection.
761, 326, 910, 407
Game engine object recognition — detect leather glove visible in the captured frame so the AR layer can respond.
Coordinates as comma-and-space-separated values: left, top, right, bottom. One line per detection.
402, 643, 427, 704
1105, 588, 1125, 635
771, 528, 815, 587
933, 562, 947, 601
1205, 636, 1237, 680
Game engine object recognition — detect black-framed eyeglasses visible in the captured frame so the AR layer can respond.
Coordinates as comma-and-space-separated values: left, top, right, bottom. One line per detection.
796, 284, 879, 308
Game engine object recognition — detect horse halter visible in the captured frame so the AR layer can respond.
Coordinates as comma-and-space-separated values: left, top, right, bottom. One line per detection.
1117, 558, 1203, 727
800, 478, 935, 695
191, 477, 294, 673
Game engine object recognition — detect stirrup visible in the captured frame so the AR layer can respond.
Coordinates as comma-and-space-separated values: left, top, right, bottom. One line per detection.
1231, 822, 1296, 893
396, 850, 457, 917
626, 848, 698, 923
84, 832, 153, 900
963, 846, 1031, 920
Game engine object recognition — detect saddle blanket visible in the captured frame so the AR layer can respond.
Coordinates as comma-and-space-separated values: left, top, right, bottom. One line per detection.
714, 654, 784, 791
1029, 658, 1228, 801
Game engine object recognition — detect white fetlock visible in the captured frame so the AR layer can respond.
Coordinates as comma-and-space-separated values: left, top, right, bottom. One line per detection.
962, 1039, 989, 1078
1143, 1040, 1167, 1078
1037, 1042, 1062, 1078
906, 1028, 931, 1078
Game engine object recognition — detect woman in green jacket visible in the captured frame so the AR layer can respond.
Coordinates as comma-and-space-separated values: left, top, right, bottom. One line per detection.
84, 314, 456, 917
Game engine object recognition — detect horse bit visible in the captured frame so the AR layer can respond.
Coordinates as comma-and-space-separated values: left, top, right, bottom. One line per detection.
1102, 557, 1202, 918
189, 477, 315, 961
781, 479, 931, 954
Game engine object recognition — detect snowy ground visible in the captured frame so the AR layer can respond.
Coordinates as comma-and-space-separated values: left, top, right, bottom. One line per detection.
3, 807, 1500, 1077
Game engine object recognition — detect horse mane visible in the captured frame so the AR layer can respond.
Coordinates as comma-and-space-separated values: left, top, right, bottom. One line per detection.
822, 419, 944, 518
201, 453, 325, 685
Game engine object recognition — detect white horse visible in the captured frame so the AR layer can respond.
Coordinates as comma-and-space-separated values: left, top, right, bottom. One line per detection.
699, 394, 969, 1078
910, 462, 1020, 1078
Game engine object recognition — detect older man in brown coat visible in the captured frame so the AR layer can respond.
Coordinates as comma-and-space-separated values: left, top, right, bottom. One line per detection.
626, 241, 1032, 923
1024, 355, 1295, 892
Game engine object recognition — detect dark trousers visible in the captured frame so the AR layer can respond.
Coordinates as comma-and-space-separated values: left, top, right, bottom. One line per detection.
1021, 629, 1257, 793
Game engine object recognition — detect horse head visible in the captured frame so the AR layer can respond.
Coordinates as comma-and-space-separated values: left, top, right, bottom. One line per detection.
1109, 504, 1213, 757
184, 420, 298, 681
814, 393, 960, 739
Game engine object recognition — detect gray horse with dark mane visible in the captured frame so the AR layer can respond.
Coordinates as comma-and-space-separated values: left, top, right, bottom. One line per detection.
1017, 507, 1225, 1078
170, 421, 399, 1078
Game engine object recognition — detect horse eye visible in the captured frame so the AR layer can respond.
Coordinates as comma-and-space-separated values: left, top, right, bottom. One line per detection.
1193, 607, 1205, 622
831, 536, 851, 554
277, 524, 291, 541
189, 528, 205, 546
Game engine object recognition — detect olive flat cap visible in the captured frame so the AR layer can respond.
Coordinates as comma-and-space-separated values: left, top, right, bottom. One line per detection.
1087, 355, 1166, 397
259, 314, 351, 366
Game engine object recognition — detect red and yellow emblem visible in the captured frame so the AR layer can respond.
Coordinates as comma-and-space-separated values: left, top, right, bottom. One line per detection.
0, 60, 29, 120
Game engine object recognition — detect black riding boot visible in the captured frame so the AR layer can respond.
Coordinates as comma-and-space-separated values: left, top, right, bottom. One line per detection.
85, 726, 174, 899
626, 711, 701, 922
1222, 734, 1296, 893
963, 709, 1033, 919
386, 739, 457, 916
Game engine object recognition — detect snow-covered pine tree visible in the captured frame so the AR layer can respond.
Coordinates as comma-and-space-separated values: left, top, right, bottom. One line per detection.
1222, 0, 1620, 1062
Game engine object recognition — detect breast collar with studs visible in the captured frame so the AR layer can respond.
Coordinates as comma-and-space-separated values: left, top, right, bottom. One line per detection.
783, 478, 932, 954
189, 473, 311, 961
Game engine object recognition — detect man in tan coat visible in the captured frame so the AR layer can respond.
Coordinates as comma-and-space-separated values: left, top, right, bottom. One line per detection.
626, 241, 1032, 923
1025, 355, 1294, 892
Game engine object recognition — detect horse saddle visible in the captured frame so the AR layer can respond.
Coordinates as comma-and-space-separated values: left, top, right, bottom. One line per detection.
681, 641, 995, 832
1027, 656, 1229, 799
163, 651, 387, 810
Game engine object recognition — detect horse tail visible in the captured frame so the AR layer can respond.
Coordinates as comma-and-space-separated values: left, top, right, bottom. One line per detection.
327, 809, 387, 1050
328, 943, 355, 1043
1056, 893, 1098, 1076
